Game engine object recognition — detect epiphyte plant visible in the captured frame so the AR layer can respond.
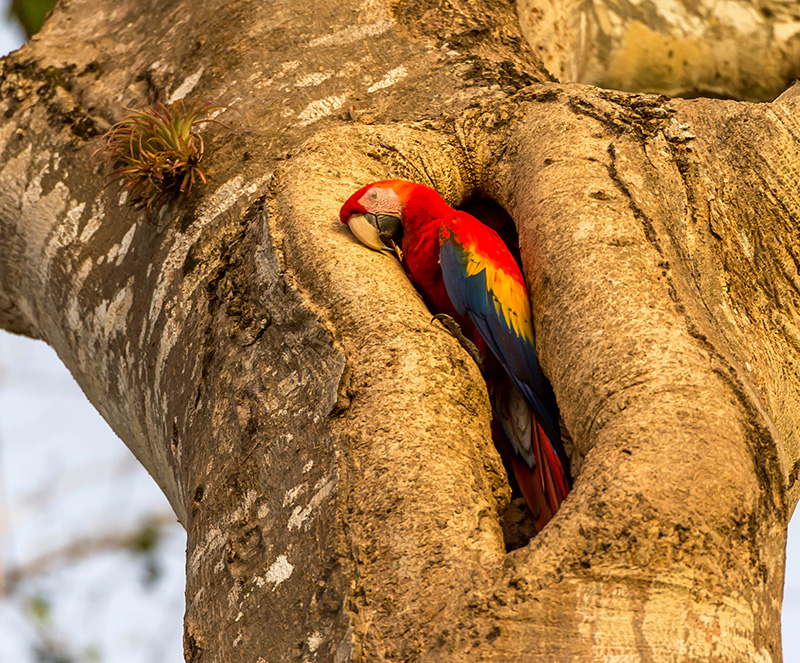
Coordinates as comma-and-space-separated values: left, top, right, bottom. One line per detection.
95, 99, 219, 215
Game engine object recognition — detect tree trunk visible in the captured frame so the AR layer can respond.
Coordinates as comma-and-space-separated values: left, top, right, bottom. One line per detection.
1, 0, 798, 660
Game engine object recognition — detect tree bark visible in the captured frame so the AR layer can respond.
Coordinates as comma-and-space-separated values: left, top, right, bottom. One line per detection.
1, 0, 797, 660
519, 0, 800, 100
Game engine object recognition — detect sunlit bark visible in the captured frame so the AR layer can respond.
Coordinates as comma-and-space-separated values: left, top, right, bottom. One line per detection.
1, 0, 797, 660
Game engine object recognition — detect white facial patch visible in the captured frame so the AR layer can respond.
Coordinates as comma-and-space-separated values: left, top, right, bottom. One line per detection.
358, 187, 402, 217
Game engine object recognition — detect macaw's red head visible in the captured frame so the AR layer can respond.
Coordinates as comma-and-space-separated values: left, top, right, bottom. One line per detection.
339, 180, 419, 253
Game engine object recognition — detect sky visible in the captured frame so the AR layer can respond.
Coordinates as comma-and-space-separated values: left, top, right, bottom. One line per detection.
0, 333, 185, 663
0, 1, 799, 658
0, 1, 22, 55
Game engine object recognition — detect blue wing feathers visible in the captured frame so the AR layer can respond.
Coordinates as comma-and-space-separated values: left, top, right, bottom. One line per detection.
439, 230, 563, 457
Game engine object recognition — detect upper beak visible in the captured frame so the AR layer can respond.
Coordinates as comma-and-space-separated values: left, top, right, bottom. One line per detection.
348, 213, 403, 254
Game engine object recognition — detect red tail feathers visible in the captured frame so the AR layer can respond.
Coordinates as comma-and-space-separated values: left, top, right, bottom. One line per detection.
493, 385, 570, 533
502, 423, 569, 532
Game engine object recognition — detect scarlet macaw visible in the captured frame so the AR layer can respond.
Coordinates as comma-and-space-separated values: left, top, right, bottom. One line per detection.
340, 180, 571, 531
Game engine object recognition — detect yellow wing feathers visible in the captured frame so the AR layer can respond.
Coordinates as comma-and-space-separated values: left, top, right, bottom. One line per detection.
462, 243, 535, 345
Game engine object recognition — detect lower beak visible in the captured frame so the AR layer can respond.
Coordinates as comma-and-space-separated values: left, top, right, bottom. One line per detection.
348, 213, 402, 253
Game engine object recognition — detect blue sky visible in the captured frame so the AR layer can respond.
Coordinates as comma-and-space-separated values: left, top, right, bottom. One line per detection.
0, 1, 23, 56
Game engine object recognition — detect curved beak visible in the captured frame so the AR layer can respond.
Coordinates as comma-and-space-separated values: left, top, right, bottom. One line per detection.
347, 213, 403, 254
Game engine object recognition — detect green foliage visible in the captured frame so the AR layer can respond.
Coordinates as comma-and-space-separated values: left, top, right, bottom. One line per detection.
94, 100, 217, 215
128, 520, 161, 554
32, 643, 73, 663
10, 0, 57, 37
82, 646, 101, 663
26, 594, 51, 626
26, 595, 79, 663
128, 519, 164, 586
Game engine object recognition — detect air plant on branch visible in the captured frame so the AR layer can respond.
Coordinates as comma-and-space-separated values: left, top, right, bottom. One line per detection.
95, 99, 218, 215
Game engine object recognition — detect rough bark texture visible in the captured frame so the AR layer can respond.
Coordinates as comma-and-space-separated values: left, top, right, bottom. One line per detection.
519, 0, 800, 100
1, 0, 798, 661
